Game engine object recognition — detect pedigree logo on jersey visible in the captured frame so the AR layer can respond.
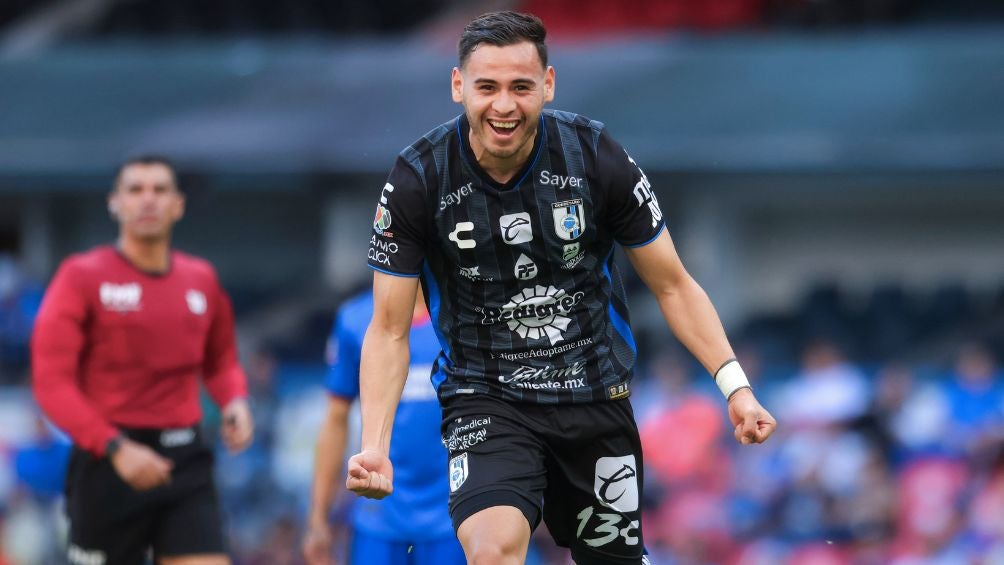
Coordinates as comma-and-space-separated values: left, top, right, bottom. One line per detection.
480, 285, 585, 346
99, 282, 142, 312
552, 199, 585, 241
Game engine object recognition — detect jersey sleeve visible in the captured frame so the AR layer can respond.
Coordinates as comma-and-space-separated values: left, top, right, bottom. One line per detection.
201, 273, 248, 409
30, 260, 119, 456
323, 307, 362, 400
595, 128, 667, 247
367, 156, 429, 276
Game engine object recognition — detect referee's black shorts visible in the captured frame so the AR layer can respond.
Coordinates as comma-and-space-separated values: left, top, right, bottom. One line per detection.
441, 394, 647, 565
65, 425, 227, 565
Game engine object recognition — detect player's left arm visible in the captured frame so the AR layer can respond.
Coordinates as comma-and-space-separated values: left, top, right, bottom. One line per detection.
202, 275, 253, 453
624, 231, 776, 445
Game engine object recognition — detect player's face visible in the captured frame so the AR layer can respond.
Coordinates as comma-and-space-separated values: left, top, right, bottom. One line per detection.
109, 163, 185, 242
453, 41, 555, 172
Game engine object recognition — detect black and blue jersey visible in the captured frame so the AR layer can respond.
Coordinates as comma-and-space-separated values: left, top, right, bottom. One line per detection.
367, 109, 666, 405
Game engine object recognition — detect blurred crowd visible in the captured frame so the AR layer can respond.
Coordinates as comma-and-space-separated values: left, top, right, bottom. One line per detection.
2, 250, 1002, 563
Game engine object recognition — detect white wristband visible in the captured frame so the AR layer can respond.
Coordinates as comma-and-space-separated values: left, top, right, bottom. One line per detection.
714, 359, 751, 400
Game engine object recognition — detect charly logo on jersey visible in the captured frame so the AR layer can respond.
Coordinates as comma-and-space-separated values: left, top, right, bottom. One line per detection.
449, 452, 469, 492
449, 222, 476, 249
99, 282, 141, 312
627, 155, 663, 228
594, 455, 639, 512
480, 285, 585, 345
561, 243, 585, 270
373, 182, 394, 235
552, 199, 585, 241
440, 181, 473, 210
185, 289, 207, 315
499, 212, 533, 245
514, 253, 538, 280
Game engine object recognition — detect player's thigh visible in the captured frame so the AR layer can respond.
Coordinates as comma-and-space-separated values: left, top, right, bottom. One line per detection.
65, 447, 156, 565
153, 465, 227, 560
456, 506, 531, 564
441, 396, 548, 534
543, 400, 646, 564
409, 535, 467, 565
349, 530, 409, 565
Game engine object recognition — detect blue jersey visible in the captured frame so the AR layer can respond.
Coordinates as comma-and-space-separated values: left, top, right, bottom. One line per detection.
325, 292, 452, 541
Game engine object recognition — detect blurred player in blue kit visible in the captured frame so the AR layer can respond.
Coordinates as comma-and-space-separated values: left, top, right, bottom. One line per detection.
303, 289, 465, 565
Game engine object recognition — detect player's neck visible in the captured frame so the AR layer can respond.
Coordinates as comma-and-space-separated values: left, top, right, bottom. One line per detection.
469, 132, 536, 185
116, 235, 172, 274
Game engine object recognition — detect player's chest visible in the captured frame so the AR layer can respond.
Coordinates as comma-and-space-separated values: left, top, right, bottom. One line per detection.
433, 176, 598, 269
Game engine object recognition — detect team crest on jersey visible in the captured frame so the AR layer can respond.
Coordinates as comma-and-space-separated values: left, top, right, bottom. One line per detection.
449, 452, 469, 492
185, 289, 207, 315
552, 199, 585, 241
99, 282, 141, 312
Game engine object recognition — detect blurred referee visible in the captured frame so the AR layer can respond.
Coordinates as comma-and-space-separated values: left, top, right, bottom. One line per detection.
31, 155, 253, 565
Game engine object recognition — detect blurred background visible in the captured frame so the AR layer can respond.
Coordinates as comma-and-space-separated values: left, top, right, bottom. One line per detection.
2, 0, 1004, 563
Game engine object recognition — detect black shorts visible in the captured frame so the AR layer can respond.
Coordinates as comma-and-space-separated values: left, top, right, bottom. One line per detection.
441, 395, 646, 565
65, 426, 226, 565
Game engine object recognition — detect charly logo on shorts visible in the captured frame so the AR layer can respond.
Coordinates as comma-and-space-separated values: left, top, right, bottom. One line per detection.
449, 452, 469, 492
594, 455, 639, 512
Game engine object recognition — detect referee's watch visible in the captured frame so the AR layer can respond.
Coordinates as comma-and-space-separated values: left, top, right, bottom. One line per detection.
104, 435, 124, 459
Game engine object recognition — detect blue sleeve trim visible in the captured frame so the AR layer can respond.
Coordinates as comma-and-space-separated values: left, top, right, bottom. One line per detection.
619, 224, 666, 249
368, 264, 421, 278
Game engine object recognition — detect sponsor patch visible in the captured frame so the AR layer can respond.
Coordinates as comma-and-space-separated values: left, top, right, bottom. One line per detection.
449, 452, 469, 492
514, 253, 538, 280
479, 285, 584, 345
185, 289, 207, 315
499, 212, 533, 245
594, 455, 639, 512
99, 282, 142, 312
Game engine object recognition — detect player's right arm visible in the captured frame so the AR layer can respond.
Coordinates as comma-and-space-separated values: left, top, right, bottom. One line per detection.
346, 271, 419, 499
31, 259, 172, 490
347, 272, 417, 499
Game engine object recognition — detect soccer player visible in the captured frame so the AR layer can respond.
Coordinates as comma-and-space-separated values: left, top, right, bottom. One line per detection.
348, 10, 777, 565
302, 289, 465, 565
31, 155, 253, 565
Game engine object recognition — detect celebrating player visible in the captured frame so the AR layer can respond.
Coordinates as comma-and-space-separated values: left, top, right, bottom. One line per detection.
348, 11, 776, 565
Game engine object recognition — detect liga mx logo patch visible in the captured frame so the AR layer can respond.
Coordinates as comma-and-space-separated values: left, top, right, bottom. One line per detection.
594, 455, 638, 512
449, 452, 469, 492
552, 199, 585, 241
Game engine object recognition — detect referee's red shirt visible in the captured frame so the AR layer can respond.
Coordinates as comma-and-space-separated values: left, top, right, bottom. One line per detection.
31, 246, 248, 456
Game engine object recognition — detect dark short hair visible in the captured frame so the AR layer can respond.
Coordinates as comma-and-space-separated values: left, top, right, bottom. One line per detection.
459, 11, 548, 69
114, 154, 179, 190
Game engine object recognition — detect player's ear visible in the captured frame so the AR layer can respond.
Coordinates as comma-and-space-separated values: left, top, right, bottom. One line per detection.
451, 67, 464, 103
544, 66, 555, 103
